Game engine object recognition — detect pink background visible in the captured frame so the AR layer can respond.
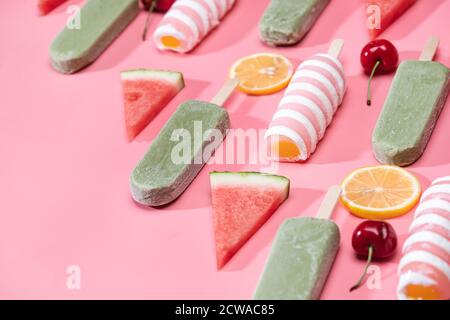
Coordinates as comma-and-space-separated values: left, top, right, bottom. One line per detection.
1, 0, 449, 299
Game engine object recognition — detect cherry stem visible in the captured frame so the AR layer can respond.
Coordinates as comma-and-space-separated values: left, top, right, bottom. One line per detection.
367, 60, 381, 106
350, 245, 374, 292
142, 0, 158, 41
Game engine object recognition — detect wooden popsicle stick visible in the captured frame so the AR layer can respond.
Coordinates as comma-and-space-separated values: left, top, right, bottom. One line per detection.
316, 185, 342, 220
328, 39, 344, 59
419, 37, 439, 61
211, 78, 240, 106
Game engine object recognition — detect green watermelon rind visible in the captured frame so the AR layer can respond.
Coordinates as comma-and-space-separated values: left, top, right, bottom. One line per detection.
209, 171, 290, 199
120, 69, 185, 92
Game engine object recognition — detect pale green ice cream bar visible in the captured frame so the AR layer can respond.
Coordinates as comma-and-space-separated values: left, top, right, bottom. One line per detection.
259, 0, 330, 46
50, 0, 139, 74
130, 100, 230, 207
254, 217, 340, 300
372, 61, 450, 166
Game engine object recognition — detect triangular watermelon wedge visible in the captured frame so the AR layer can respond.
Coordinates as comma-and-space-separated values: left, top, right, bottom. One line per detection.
121, 69, 184, 141
366, 0, 417, 39
210, 172, 290, 269
38, 0, 67, 15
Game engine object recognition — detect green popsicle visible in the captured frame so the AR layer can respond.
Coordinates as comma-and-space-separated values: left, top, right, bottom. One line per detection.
130, 80, 238, 207
259, 0, 330, 46
254, 186, 341, 300
372, 38, 450, 166
50, 0, 139, 74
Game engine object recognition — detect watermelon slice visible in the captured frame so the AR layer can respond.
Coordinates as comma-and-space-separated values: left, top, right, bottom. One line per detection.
210, 172, 290, 269
121, 69, 184, 141
38, 0, 67, 15
366, 0, 417, 39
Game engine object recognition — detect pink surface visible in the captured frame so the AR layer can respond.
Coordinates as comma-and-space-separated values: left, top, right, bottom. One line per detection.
0, 0, 449, 300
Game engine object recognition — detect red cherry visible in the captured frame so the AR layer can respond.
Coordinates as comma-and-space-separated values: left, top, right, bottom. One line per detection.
155, 0, 177, 12
350, 220, 397, 292
360, 39, 399, 106
141, 0, 175, 12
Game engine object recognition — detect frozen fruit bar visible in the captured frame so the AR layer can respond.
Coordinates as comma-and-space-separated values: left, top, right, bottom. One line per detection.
50, 0, 139, 74
265, 52, 346, 162
397, 176, 450, 300
153, 0, 236, 53
130, 100, 230, 206
372, 60, 450, 166
259, 0, 330, 46
254, 217, 340, 300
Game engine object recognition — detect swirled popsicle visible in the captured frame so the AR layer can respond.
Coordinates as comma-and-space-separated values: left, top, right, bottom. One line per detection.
153, 0, 236, 53
397, 176, 450, 300
265, 39, 346, 162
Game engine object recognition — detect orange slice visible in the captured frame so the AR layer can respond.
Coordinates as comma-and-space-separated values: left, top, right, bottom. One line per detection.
340, 165, 421, 220
229, 53, 294, 95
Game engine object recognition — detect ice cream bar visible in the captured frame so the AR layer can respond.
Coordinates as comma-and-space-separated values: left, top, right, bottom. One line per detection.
265, 39, 346, 162
50, 0, 139, 74
130, 79, 238, 206
254, 186, 341, 300
397, 176, 450, 300
259, 0, 330, 46
153, 0, 236, 53
372, 38, 450, 166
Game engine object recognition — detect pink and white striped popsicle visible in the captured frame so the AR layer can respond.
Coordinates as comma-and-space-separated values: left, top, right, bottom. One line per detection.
153, 0, 236, 53
265, 40, 346, 162
397, 176, 450, 300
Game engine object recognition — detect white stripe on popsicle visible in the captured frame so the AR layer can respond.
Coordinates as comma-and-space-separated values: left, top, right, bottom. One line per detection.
398, 250, 450, 280
421, 184, 450, 201
415, 199, 450, 217
410, 213, 450, 232
272, 109, 318, 151
285, 82, 334, 124
402, 231, 450, 254
299, 59, 345, 101
164, 9, 200, 40
278, 95, 327, 139
203, 0, 220, 22
292, 69, 339, 109
316, 53, 344, 73
432, 177, 450, 185
174, 0, 211, 32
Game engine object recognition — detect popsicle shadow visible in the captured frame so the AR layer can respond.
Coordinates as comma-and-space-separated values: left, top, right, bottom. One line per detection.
222, 187, 324, 272
80, 12, 146, 73
311, 75, 374, 164
412, 61, 450, 167
382, 0, 446, 40
291, 0, 360, 48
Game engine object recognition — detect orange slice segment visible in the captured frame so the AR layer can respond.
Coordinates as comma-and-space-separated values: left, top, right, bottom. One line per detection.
340, 165, 421, 219
229, 53, 294, 95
